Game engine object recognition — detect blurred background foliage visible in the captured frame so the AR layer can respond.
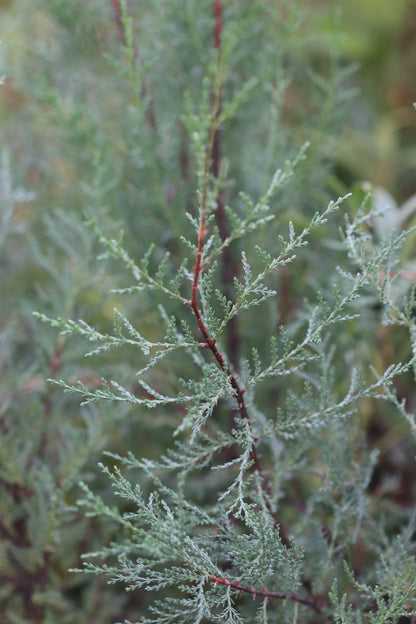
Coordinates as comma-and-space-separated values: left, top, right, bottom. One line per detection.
309, 0, 416, 200
0, 0, 415, 622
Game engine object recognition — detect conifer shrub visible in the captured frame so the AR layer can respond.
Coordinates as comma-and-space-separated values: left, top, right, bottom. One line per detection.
1, 1, 416, 623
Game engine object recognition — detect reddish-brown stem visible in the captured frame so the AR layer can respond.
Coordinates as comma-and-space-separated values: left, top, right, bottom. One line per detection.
190, 227, 261, 474
187, 2, 291, 543
213, 0, 223, 49
211, 0, 240, 370
209, 574, 324, 614
212, 122, 240, 370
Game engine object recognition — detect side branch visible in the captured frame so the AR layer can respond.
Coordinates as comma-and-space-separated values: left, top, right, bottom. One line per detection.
209, 575, 324, 614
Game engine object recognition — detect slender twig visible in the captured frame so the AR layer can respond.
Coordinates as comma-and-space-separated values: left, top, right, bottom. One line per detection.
209, 574, 325, 614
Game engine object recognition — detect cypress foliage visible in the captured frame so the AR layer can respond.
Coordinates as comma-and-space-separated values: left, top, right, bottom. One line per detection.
1, 2, 416, 623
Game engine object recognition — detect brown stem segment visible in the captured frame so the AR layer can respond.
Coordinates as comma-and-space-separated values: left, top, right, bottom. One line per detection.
211, 0, 240, 370
187, 2, 292, 549
209, 574, 324, 614
190, 218, 262, 475
213, 0, 223, 49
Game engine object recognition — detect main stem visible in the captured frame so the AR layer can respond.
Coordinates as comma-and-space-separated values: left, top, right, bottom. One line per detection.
189, 1, 296, 555
212, 0, 240, 370
189, 0, 265, 493
190, 205, 261, 472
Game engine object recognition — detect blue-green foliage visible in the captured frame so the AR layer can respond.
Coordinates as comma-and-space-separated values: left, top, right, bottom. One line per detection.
2, 1, 416, 623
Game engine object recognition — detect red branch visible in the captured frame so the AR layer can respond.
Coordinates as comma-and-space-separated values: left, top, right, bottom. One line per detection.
187, 2, 293, 551
190, 226, 261, 475
211, 0, 240, 370
209, 574, 324, 614
213, 1, 223, 49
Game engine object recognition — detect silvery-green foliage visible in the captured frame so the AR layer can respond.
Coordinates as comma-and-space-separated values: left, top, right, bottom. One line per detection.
43, 68, 416, 624
16, 2, 416, 623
